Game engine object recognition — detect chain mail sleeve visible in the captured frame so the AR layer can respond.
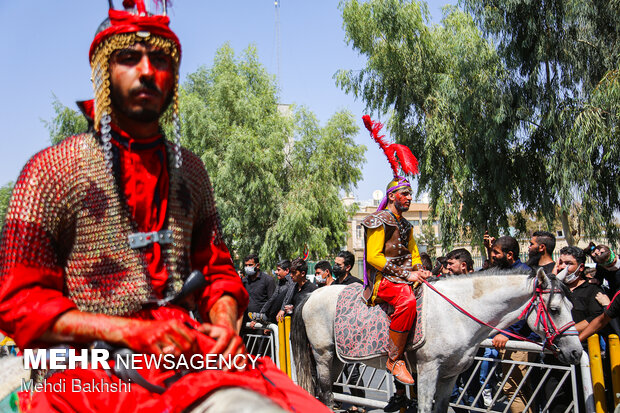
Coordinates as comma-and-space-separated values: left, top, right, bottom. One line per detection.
0, 143, 79, 349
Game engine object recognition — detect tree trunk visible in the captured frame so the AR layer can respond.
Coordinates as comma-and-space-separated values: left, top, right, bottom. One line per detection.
561, 210, 575, 246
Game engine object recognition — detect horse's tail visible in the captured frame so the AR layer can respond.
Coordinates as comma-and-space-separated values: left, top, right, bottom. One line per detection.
290, 296, 316, 396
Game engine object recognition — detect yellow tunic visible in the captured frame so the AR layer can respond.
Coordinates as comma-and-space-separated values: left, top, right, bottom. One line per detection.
366, 225, 422, 305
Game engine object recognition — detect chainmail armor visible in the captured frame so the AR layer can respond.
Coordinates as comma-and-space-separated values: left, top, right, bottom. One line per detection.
1, 133, 222, 316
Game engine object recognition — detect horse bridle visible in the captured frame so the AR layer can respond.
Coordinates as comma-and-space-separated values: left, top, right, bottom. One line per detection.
517, 284, 579, 355
421, 278, 579, 355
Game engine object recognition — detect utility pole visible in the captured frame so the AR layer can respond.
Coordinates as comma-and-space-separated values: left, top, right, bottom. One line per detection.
274, 0, 281, 87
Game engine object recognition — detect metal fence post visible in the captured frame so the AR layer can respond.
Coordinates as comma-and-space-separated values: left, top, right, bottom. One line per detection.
278, 318, 288, 375
284, 316, 292, 378
588, 334, 607, 413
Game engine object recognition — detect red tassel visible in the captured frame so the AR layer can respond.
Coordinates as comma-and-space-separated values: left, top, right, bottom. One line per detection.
363, 115, 418, 176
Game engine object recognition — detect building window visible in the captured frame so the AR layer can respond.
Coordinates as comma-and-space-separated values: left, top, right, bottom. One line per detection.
356, 225, 363, 240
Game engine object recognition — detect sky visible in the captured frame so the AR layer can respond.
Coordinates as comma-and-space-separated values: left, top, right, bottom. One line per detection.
0, 0, 451, 201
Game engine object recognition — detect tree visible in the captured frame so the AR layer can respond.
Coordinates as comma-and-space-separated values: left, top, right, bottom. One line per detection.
42, 95, 88, 145
460, 0, 620, 245
178, 44, 366, 267
42, 45, 366, 267
0, 182, 14, 228
338, 0, 620, 249
337, 0, 523, 250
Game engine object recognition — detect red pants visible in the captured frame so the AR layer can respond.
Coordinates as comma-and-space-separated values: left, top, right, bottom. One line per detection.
376, 277, 417, 333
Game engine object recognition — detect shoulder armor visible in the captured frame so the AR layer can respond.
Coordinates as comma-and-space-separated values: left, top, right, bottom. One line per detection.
361, 210, 397, 229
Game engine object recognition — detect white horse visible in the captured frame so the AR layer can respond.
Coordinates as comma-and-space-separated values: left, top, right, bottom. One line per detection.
291, 268, 583, 413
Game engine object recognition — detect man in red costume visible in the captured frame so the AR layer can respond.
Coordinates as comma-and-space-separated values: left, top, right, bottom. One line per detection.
0, 2, 328, 412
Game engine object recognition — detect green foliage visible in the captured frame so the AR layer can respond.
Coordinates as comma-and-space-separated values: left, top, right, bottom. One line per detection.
179, 45, 366, 267
42, 95, 88, 144
0, 182, 14, 228
339, 0, 620, 248
41, 45, 365, 267
338, 0, 520, 249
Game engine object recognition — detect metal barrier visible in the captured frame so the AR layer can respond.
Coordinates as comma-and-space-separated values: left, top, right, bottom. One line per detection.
587, 333, 620, 412
242, 317, 294, 378
332, 363, 392, 409
250, 318, 599, 411
243, 321, 280, 368
449, 340, 594, 413
328, 340, 595, 412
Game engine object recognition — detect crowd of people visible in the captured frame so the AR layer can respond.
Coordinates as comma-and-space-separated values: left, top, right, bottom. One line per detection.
384, 231, 620, 412
237, 230, 620, 412
240, 251, 362, 327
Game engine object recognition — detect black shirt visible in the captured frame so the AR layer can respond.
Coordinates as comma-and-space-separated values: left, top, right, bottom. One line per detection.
335, 274, 363, 285
595, 265, 620, 296
260, 276, 295, 322
604, 289, 620, 319
292, 281, 318, 308
569, 280, 605, 323
534, 261, 556, 275
243, 271, 275, 313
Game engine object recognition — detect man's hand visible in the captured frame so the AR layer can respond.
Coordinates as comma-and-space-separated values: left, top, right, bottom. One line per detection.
595, 292, 611, 307
276, 310, 285, 322
42, 311, 200, 357
120, 319, 197, 357
209, 295, 239, 332
492, 334, 509, 350
249, 320, 257, 329
483, 231, 495, 250
197, 323, 245, 360
284, 305, 294, 314
406, 270, 431, 284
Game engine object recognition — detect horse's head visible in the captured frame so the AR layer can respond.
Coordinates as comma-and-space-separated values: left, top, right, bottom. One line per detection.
523, 268, 583, 365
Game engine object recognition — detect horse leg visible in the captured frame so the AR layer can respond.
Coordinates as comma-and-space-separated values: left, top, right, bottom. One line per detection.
415, 360, 439, 413
314, 346, 338, 407
432, 376, 459, 413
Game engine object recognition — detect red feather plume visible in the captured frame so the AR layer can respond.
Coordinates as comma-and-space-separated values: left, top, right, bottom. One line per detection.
362, 115, 418, 176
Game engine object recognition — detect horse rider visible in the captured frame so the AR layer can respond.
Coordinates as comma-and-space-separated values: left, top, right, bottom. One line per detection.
360, 116, 431, 385
0, 2, 328, 411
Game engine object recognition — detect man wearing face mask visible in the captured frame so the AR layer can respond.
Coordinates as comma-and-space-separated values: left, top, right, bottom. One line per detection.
314, 260, 335, 287
333, 251, 363, 285
557, 246, 608, 334
544, 246, 607, 412
242, 253, 275, 316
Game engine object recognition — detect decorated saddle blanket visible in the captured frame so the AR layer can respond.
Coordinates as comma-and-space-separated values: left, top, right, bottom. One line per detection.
334, 283, 425, 361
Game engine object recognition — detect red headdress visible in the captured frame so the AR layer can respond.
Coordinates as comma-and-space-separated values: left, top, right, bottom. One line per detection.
89, 0, 181, 63
362, 115, 419, 210
89, 0, 183, 169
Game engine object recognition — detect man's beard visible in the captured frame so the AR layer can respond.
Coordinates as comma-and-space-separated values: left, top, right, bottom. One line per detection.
526, 250, 543, 267
494, 255, 511, 269
110, 80, 172, 123
394, 199, 409, 213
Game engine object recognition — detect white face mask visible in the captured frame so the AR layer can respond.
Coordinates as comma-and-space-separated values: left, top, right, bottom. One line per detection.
244, 266, 257, 276
557, 266, 580, 284
315, 274, 325, 284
